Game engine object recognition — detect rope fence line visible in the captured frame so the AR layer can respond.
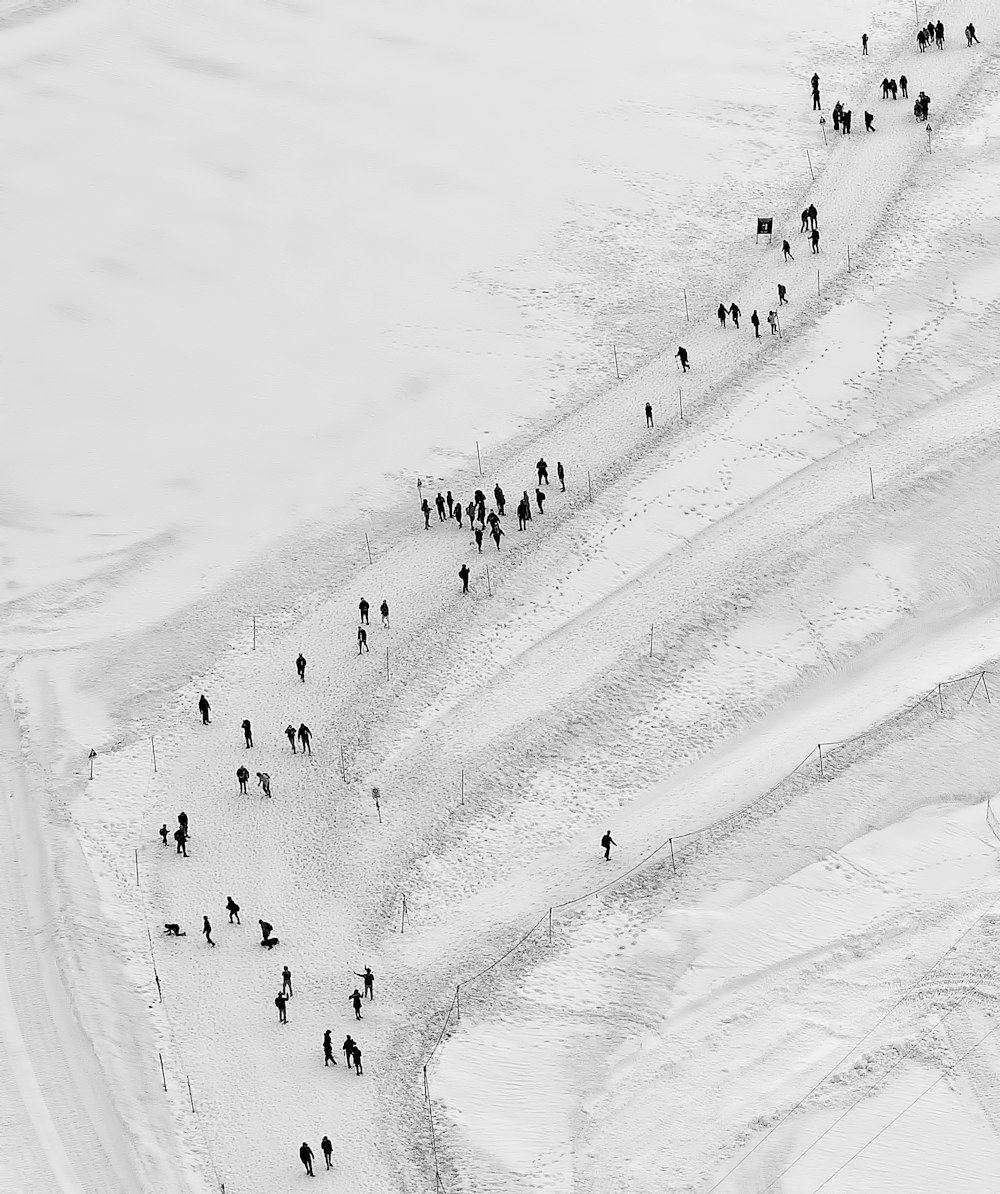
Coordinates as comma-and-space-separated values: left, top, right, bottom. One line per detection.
418, 666, 997, 1186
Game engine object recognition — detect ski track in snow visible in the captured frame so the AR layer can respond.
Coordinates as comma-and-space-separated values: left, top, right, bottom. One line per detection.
4, 0, 1000, 1191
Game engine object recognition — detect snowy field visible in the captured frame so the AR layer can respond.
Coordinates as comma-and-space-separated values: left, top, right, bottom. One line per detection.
3, 0, 1000, 1190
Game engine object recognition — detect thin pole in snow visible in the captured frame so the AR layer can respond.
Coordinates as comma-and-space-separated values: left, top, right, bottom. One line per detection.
983, 673, 993, 704
461, 769, 464, 806
187, 1076, 195, 1113
486, 565, 491, 597
820, 116, 828, 146
159, 1052, 167, 1092
456, 985, 461, 1022
847, 244, 852, 273
548, 907, 552, 943
385, 648, 389, 682
683, 288, 690, 322
613, 344, 620, 380
818, 743, 824, 777
914, 0, 919, 28
926, 123, 933, 154
401, 893, 409, 934
134, 849, 139, 887
365, 533, 373, 565
678, 388, 684, 421
88, 749, 96, 781
587, 471, 593, 503
151, 736, 157, 773
252, 616, 256, 651
340, 745, 347, 784
669, 837, 676, 874
869, 468, 875, 499
476, 441, 483, 476
816, 269, 821, 296
938, 683, 944, 713
806, 149, 815, 180
649, 624, 654, 657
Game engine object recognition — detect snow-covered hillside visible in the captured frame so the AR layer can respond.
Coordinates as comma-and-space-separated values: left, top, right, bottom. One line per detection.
2, 0, 1000, 1190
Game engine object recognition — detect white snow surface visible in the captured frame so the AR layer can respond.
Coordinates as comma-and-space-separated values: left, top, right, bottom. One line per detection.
3, 0, 1000, 1191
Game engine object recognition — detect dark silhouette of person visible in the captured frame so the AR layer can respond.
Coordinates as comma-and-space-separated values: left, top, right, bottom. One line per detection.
729, 302, 741, 328
159, 823, 169, 846
241, 719, 253, 748
446, 491, 454, 516
257, 771, 271, 798
226, 896, 240, 924
178, 810, 188, 835
358, 626, 369, 654
359, 598, 369, 624
782, 240, 794, 261
751, 310, 760, 337
380, 600, 389, 628
535, 488, 545, 514
259, 919, 273, 943
935, 19, 944, 47
494, 485, 506, 516
811, 229, 820, 253
323, 1029, 337, 1066
198, 694, 211, 724
537, 458, 548, 485
917, 28, 926, 50
321, 1136, 333, 1170
807, 204, 817, 230
491, 524, 504, 549
299, 1142, 313, 1176
864, 110, 875, 131
841, 109, 852, 135
645, 402, 654, 427
342, 1035, 356, 1066
454, 502, 463, 528
881, 77, 890, 98
466, 500, 476, 527
967, 23, 980, 45
811, 73, 821, 110
717, 302, 727, 328
296, 653, 306, 681
889, 78, 898, 99
861, 32, 868, 54
832, 101, 842, 131
459, 564, 470, 593
164, 923, 185, 936
298, 723, 312, 755
926, 21, 935, 42
203, 916, 214, 946
676, 346, 689, 371
285, 724, 297, 752
517, 500, 528, 530
601, 829, 617, 860
421, 498, 431, 529
349, 989, 364, 1020
351, 1044, 363, 1075
557, 462, 565, 491
174, 828, 187, 856
237, 765, 249, 793
768, 310, 778, 335
435, 492, 446, 521
282, 965, 293, 997
355, 967, 375, 999
801, 208, 810, 232
899, 74, 908, 98
778, 283, 788, 305
474, 527, 484, 553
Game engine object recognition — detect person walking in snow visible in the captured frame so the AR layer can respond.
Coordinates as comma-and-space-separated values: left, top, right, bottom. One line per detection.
777, 283, 788, 305
178, 810, 188, 836
435, 492, 446, 521
359, 598, 369, 624
535, 488, 545, 515
198, 694, 211, 724
202, 916, 215, 946
966, 22, 980, 45
729, 302, 741, 329
466, 499, 476, 528
297, 723, 312, 755
750, 309, 760, 338
676, 346, 689, 371
881, 77, 890, 99
811, 72, 821, 110
490, 523, 504, 550
351, 1044, 363, 1075
841, 109, 852, 135
646, 401, 654, 427
832, 101, 842, 131
349, 988, 364, 1020
241, 718, 253, 748
298, 1142, 313, 1176
256, 771, 271, 798
285, 724, 297, 752
259, 918, 274, 944
935, 19, 944, 47
899, 74, 908, 98
445, 491, 453, 517
472, 526, 482, 553
536, 458, 549, 485
917, 27, 927, 51
601, 829, 617, 860
717, 302, 727, 328
800, 208, 809, 233
520, 491, 531, 520
453, 501, 463, 528
323, 1028, 337, 1065
296, 653, 307, 681
342, 1034, 356, 1066
767, 310, 778, 335
557, 461, 565, 491
807, 204, 817, 230
459, 564, 470, 594
226, 896, 240, 924
159, 823, 169, 846
864, 110, 875, 132
380, 600, 390, 628
421, 498, 431, 529
494, 484, 506, 516
174, 827, 188, 856
358, 625, 369, 654
861, 32, 868, 54
282, 965, 293, 997
811, 228, 820, 254
321, 1136, 333, 1170
237, 764, 249, 793
889, 78, 898, 99
782, 240, 794, 261
517, 500, 528, 530
355, 967, 375, 999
